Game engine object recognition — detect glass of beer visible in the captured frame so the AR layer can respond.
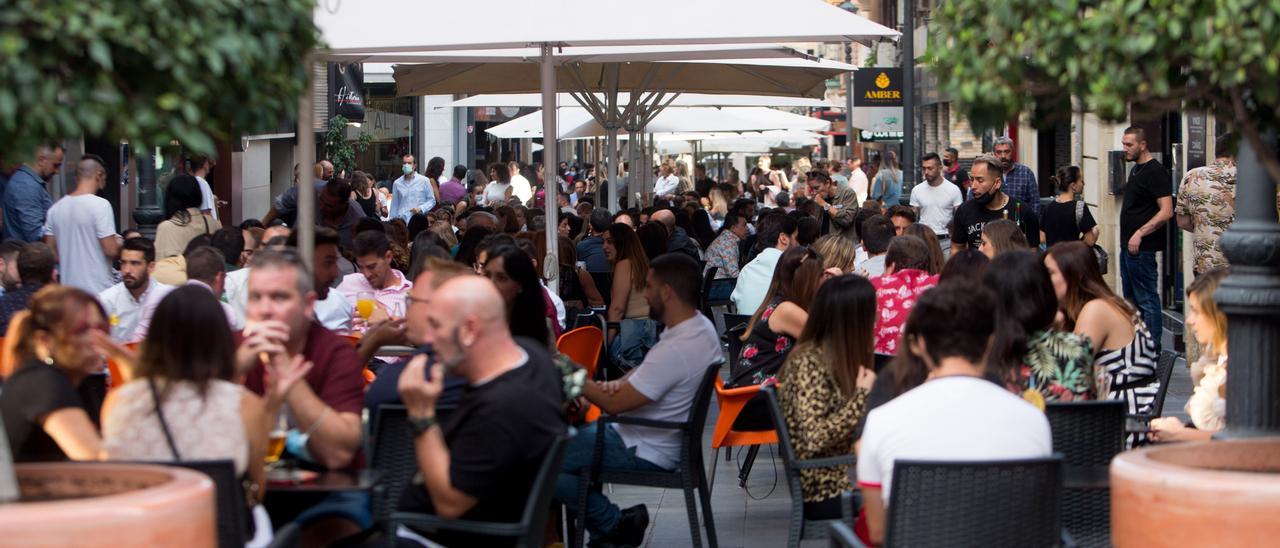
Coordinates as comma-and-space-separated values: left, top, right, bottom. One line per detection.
265, 413, 287, 466
356, 291, 376, 321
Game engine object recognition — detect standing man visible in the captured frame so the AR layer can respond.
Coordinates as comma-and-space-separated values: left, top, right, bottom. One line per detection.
992, 136, 1041, 219
910, 152, 964, 254
949, 154, 1040, 255
43, 154, 120, 294
509, 161, 534, 205
188, 154, 219, 220
805, 170, 860, 239
439, 165, 468, 204
693, 164, 717, 198
847, 157, 871, 201
98, 238, 166, 342
4, 141, 62, 242
393, 153, 438, 222
653, 164, 680, 203
1175, 132, 1238, 276
1119, 126, 1173, 345
942, 147, 970, 194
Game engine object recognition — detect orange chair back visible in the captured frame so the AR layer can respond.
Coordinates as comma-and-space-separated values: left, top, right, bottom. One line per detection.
343, 334, 362, 347
107, 342, 142, 391
556, 326, 604, 422
711, 375, 778, 449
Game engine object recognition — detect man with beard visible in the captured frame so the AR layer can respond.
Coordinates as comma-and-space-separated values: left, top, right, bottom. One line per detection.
395, 275, 566, 546
949, 154, 1040, 256
98, 238, 169, 342
806, 169, 861, 239
942, 147, 970, 193
555, 253, 721, 547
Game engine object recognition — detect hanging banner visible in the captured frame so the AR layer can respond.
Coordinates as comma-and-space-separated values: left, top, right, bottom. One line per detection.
853, 68, 904, 107
329, 63, 365, 124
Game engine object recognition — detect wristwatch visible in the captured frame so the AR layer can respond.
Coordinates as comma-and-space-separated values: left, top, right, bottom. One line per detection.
408, 414, 438, 436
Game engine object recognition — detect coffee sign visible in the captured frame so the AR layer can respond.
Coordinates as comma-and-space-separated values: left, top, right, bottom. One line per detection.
853, 68, 903, 107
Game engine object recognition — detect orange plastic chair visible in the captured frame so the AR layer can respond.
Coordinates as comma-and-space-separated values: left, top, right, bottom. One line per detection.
363, 368, 376, 385
556, 326, 604, 422
343, 334, 362, 347
709, 375, 778, 492
107, 342, 142, 392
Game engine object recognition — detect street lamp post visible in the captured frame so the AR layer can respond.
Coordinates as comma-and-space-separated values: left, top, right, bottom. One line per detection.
1218, 133, 1280, 438
132, 148, 164, 239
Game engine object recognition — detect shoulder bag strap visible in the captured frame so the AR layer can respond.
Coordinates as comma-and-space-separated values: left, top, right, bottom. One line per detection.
1075, 200, 1085, 230
148, 378, 182, 461
201, 214, 210, 235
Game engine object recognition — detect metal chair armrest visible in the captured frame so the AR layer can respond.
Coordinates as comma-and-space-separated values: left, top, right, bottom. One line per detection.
390, 512, 524, 537
266, 521, 302, 548
794, 455, 857, 470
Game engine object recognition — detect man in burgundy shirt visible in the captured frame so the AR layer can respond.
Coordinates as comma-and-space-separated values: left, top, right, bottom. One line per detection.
236, 249, 367, 539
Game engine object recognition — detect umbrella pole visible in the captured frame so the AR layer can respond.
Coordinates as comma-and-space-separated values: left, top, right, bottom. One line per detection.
297, 54, 315, 268
540, 43, 559, 293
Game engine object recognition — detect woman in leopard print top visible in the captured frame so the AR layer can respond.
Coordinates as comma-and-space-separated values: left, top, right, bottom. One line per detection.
777, 275, 878, 517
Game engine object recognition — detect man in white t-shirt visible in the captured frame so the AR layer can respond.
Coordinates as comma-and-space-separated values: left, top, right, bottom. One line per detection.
43, 154, 120, 294
188, 153, 219, 220
508, 161, 534, 205
909, 152, 964, 251
556, 254, 721, 547
856, 284, 1051, 545
653, 163, 680, 201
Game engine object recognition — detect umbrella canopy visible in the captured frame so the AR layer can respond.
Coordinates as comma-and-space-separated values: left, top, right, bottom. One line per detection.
435, 92, 834, 109
486, 107, 830, 139
314, 0, 898, 54
392, 55, 855, 98
655, 131, 823, 154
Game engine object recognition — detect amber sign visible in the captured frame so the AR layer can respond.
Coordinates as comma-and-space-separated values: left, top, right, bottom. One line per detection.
853, 68, 904, 107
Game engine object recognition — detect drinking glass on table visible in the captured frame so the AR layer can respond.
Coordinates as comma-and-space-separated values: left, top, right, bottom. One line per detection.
389, 301, 404, 319
265, 411, 288, 466
356, 291, 376, 321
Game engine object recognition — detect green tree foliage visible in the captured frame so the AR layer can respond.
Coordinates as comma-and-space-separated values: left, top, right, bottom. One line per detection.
323, 115, 372, 178
0, 0, 318, 160
928, 0, 1280, 179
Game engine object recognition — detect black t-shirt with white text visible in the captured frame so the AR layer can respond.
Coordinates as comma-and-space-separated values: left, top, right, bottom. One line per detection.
949, 195, 1041, 249
1120, 159, 1172, 252
399, 338, 566, 546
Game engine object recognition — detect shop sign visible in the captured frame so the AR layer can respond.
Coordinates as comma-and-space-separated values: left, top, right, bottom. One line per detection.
853, 68, 903, 107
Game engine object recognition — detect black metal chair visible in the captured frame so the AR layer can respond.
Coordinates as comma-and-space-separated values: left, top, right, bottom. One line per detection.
878, 458, 1065, 547
700, 268, 737, 326
1047, 400, 1125, 548
368, 404, 419, 538
574, 362, 721, 548
723, 313, 752, 371
1145, 349, 1179, 419
391, 432, 572, 547
762, 386, 856, 548
827, 522, 860, 548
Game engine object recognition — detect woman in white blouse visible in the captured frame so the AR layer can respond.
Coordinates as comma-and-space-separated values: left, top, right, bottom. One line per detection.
1150, 268, 1229, 441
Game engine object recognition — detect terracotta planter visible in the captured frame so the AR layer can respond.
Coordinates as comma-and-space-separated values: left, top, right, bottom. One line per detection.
1111, 438, 1280, 547
0, 463, 215, 547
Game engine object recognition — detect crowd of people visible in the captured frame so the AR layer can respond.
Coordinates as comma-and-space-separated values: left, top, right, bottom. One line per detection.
0, 128, 1239, 547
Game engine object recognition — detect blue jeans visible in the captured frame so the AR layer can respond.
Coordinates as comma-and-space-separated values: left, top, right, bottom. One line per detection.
1120, 250, 1162, 346
608, 318, 658, 371
555, 423, 666, 536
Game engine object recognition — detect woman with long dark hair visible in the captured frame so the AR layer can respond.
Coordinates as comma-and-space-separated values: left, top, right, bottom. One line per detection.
156, 174, 221, 259
635, 221, 669, 261
903, 223, 945, 275
733, 246, 823, 388
777, 274, 877, 519
484, 162, 514, 206
1046, 242, 1159, 442
481, 245, 555, 347
983, 250, 1095, 401
604, 223, 656, 369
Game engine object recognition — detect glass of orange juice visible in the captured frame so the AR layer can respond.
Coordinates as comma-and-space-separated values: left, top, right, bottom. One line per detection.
356, 291, 376, 321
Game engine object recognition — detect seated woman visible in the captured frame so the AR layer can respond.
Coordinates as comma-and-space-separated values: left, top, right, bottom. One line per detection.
1151, 268, 1230, 441
903, 223, 945, 275
813, 234, 858, 275
978, 218, 1028, 259
984, 250, 1095, 402
481, 245, 556, 348
0, 286, 110, 461
871, 236, 939, 355
1046, 242, 1159, 445
730, 246, 823, 429
778, 275, 877, 520
102, 286, 308, 515
603, 223, 656, 371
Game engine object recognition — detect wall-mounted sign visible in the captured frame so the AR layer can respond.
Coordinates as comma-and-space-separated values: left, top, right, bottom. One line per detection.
859, 129, 904, 142
329, 63, 365, 123
853, 68, 903, 107
1186, 112, 1207, 170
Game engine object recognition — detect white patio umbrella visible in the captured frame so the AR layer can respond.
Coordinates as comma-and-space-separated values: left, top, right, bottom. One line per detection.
435, 92, 834, 109
306, 0, 896, 290
655, 131, 824, 154
485, 107, 830, 139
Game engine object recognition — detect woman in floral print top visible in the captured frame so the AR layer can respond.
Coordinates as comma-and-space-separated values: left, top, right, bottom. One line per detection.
729, 247, 823, 430
984, 250, 1096, 401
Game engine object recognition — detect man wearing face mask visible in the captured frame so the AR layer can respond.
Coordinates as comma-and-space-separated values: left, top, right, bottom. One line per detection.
942, 147, 970, 194
393, 154, 438, 222
394, 275, 566, 546
949, 154, 1040, 256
